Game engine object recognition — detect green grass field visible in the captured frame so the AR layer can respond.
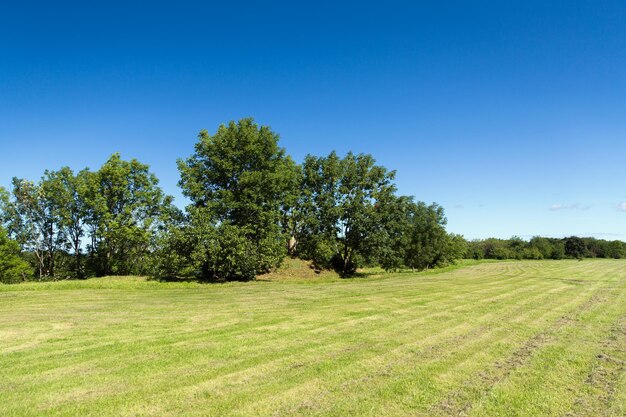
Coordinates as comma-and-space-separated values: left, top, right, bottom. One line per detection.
1, 260, 625, 416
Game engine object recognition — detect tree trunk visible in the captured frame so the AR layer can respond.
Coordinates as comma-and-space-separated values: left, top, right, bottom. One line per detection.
74, 241, 82, 278
287, 235, 297, 256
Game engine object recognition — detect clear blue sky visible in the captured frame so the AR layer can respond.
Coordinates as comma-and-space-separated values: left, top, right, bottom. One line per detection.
2, 1, 625, 240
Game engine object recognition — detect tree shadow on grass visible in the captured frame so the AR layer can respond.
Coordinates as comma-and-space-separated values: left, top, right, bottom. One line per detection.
341, 270, 385, 279
147, 275, 254, 284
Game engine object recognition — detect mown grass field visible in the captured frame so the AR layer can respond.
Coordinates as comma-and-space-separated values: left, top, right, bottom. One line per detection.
1, 260, 625, 416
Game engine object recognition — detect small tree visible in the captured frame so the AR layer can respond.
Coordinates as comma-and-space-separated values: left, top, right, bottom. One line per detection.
401, 202, 450, 270
0, 226, 31, 283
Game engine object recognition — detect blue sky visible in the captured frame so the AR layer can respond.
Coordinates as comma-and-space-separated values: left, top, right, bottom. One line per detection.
1, 1, 625, 240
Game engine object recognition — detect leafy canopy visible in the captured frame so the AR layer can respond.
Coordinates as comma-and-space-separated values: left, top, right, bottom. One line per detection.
296, 151, 397, 275
167, 118, 298, 281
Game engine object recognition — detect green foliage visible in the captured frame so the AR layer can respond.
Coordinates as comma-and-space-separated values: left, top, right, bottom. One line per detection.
0, 155, 173, 280
564, 236, 587, 259
1, 177, 61, 278
605, 240, 626, 259
528, 236, 552, 259
41, 167, 90, 277
401, 202, 450, 270
380, 199, 465, 271
295, 151, 398, 275
2, 118, 471, 281
0, 226, 30, 283
467, 235, 626, 261
550, 240, 566, 259
446, 233, 468, 262
375, 196, 413, 271
169, 118, 296, 281
156, 119, 466, 279
83, 153, 174, 276
154, 207, 264, 282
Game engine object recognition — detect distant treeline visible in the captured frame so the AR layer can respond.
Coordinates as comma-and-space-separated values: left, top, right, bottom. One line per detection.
1, 118, 623, 284
466, 236, 626, 260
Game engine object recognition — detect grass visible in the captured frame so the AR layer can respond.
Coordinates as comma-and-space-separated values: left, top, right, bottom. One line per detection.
1, 259, 625, 416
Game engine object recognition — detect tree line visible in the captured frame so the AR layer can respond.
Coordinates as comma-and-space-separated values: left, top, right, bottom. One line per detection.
0, 119, 462, 282
466, 236, 626, 260
0, 154, 174, 282
1, 118, 624, 283
152, 119, 464, 280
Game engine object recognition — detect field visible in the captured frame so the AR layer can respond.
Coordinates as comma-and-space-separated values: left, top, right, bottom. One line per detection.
1, 260, 625, 416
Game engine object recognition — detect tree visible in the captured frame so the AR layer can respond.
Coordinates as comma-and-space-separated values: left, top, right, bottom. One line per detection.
606, 239, 622, 258
507, 236, 526, 260
83, 153, 173, 276
401, 202, 450, 270
278, 163, 303, 256
379, 199, 465, 271
584, 238, 604, 258
1, 155, 172, 279
377, 195, 415, 271
1, 178, 62, 278
296, 151, 397, 275
564, 236, 586, 259
41, 167, 90, 278
0, 225, 31, 283
173, 118, 298, 280
550, 240, 566, 259
529, 236, 552, 259
444, 233, 468, 263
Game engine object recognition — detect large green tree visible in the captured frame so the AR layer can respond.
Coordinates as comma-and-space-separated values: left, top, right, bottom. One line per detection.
172, 118, 298, 280
296, 151, 397, 275
83, 153, 173, 276
41, 167, 90, 277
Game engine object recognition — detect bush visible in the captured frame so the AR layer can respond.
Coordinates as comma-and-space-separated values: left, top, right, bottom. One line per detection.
0, 227, 31, 283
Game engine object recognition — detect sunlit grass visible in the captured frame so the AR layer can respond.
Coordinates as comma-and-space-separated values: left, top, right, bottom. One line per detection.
1, 259, 624, 416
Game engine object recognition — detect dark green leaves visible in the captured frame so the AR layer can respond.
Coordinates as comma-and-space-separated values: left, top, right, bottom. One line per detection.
295, 151, 398, 275
0, 155, 174, 279
0, 225, 30, 283
165, 118, 297, 281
